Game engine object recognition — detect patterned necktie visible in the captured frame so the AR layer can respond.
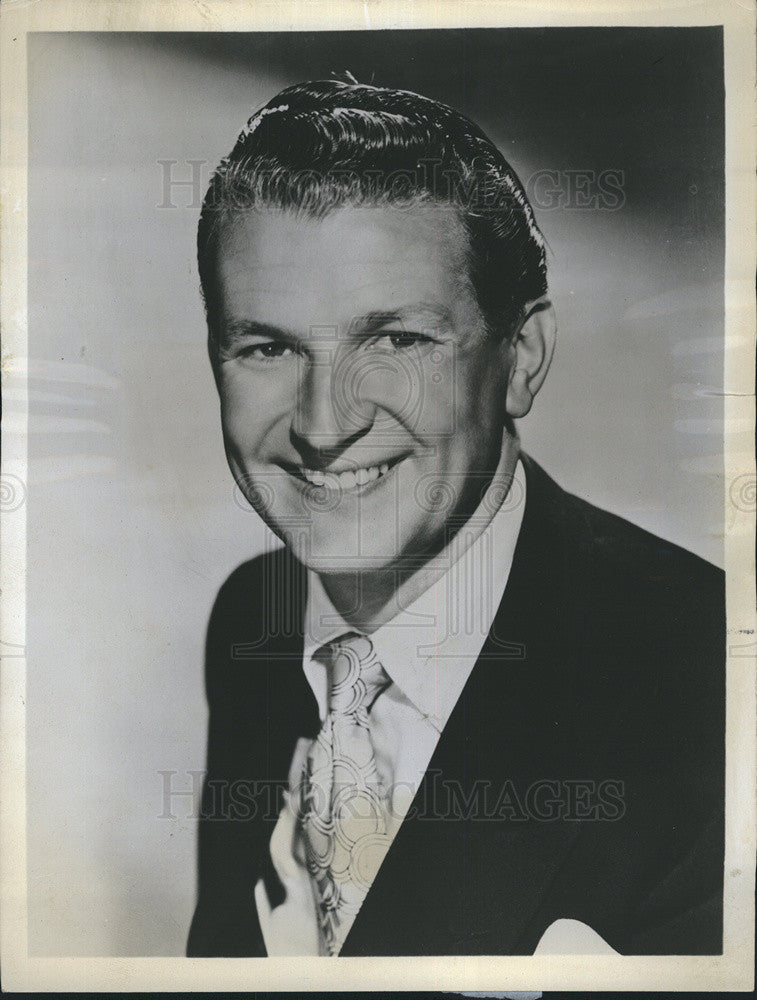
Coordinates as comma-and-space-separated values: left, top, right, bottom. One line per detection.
299, 632, 393, 955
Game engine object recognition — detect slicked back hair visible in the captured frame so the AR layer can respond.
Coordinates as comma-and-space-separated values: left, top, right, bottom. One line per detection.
198, 79, 547, 343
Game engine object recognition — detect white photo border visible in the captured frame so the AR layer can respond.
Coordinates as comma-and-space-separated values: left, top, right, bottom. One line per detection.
1, 0, 754, 991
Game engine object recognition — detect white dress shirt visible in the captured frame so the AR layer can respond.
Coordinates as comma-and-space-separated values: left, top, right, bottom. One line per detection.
254, 459, 527, 955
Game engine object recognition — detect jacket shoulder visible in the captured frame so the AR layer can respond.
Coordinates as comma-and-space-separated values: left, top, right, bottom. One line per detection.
204, 546, 306, 705
212, 545, 294, 608
520, 454, 724, 628
209, 545, 304, 632
564, 487, 723, 604
555, 483, 725, 699
519, 455, 725, 764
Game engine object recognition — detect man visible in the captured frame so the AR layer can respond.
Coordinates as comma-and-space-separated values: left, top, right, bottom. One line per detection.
187, 79, 725, 957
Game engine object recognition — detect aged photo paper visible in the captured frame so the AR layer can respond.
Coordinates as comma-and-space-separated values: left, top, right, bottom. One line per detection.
1, 0, 755, 992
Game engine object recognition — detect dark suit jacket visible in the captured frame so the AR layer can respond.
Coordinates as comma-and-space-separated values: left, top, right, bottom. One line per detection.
187, 454, 725, 956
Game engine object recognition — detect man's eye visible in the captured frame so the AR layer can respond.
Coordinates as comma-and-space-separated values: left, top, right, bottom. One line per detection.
240, 342, 295, 361
372, 332, 432, 351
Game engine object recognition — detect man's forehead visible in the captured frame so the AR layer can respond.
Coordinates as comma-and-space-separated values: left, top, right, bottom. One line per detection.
214, 201, 475, 323
217, 200, 469, 270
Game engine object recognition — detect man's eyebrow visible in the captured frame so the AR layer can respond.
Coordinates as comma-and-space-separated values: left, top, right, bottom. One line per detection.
221, 320, 297, 342
351, 304, 453, 336
220, 304, 453, 343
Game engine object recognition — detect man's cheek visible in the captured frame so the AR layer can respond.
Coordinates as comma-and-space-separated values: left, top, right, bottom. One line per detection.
220, 375, 257, 415
412, 375, 457, 438
222, 416, 264, 469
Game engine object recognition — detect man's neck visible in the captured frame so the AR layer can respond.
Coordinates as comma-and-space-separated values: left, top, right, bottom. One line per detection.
319, 435, 521, 632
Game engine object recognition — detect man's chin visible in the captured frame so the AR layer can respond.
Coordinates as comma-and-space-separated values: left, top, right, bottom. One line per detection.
288, 537, 441, 577
293, 551, 400, 575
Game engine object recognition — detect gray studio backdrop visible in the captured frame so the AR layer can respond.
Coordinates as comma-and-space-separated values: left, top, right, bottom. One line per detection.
25, 29, 724, 954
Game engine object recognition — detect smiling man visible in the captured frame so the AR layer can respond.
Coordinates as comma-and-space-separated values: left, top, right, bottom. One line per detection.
187, 80, 725, 958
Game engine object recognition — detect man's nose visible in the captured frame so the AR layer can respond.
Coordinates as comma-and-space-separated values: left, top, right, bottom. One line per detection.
291, 351, 375, 462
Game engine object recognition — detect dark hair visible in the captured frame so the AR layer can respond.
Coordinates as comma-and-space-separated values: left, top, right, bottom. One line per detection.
198, 79, 547, 340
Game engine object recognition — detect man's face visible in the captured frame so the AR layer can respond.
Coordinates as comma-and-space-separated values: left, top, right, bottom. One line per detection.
212, 201, 514, 572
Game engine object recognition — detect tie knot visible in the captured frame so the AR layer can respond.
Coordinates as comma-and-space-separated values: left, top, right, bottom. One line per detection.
320, 632, 390, 717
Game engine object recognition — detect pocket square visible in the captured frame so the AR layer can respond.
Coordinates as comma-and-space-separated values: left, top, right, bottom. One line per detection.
533, 918, 619, 955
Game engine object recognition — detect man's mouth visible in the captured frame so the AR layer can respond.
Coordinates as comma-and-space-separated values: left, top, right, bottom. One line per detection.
285, 455, 406, 492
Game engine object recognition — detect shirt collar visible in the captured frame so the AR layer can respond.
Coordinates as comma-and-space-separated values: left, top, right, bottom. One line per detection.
302, 456, 526, 729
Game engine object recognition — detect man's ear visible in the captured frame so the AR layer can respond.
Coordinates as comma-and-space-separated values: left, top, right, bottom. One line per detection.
505, 295, 556, 419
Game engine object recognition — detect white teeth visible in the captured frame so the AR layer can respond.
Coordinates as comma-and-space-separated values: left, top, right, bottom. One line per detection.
300, 461, 395, 490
